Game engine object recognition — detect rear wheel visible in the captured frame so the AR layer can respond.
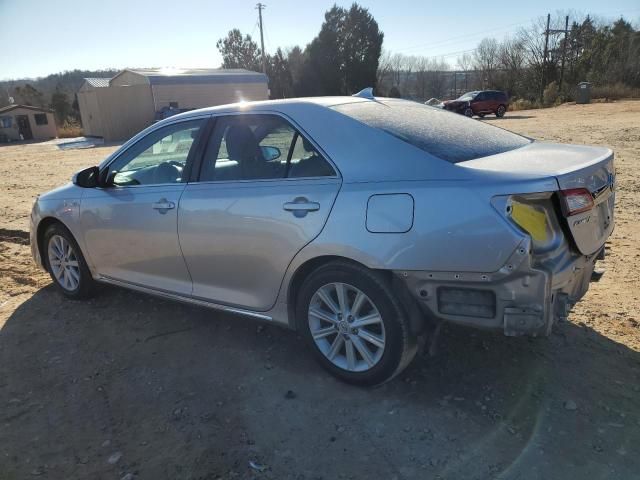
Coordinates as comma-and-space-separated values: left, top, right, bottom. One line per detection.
496, 105, 506, 117
44, 223, 96, 299
296, 261, 417, 386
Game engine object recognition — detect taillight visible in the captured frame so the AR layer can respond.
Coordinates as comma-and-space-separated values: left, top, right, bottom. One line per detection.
559, 188, 594, 216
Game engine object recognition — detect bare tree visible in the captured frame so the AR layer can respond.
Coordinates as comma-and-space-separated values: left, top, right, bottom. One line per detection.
473, 38, 500, 87
499, 37, 526, 95
456, 52, 473, 72
376, 49, 393, 93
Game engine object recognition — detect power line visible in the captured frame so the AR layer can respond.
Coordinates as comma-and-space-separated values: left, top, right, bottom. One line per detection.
396, 19, 531, 54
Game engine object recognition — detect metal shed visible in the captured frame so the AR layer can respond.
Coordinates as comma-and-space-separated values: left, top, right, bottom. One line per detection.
77, 68, 269, 141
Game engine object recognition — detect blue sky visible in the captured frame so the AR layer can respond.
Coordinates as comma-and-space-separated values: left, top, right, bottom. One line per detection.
1, 0, 638, 80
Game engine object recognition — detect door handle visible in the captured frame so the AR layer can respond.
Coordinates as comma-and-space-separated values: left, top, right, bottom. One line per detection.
283, 198, 320, 217
283, 202, 320, 212
152, 198, 175, 213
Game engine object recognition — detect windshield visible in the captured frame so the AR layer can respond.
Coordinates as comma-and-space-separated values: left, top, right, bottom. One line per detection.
458, 91, 479, 101
332, 99, 530, 163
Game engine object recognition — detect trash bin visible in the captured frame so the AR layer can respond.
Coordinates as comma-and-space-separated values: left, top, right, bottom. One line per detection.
576, 81, 591, 104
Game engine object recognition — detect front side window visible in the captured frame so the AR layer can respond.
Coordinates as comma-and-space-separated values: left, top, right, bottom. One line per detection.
109, 119, 203, 186
199, 114, 334, 182
34, 113, 48, 125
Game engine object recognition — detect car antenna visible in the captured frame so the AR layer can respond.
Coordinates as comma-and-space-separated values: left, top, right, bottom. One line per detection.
351, 87, 389, 106
352, 88, 375, 99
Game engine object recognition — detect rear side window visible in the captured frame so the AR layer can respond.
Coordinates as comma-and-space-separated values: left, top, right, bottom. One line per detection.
199, 114, 335, 182
333, 100, 529, 163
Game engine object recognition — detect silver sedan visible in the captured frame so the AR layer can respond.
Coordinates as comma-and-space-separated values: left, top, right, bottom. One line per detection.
30, 95, 615, 385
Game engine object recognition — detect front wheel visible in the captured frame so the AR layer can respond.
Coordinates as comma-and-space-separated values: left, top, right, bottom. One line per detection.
44, 223, 96, 299
496, 105, 506, 117
463, 107, 474, 117
296, 261, 417, 386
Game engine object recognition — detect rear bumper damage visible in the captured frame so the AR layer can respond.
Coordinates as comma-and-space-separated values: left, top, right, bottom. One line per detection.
396, 239, 603, 337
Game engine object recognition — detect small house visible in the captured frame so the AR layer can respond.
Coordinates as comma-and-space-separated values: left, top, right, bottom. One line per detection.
0, 105, 57, 142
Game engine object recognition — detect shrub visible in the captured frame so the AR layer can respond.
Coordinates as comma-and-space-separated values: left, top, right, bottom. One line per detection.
57, 121, 83, 138
543, 81, 559, 107
510, 98, 541, 111
591, 83, 640, 101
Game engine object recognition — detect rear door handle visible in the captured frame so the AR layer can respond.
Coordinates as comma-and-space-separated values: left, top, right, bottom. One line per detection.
152, 198, 175, 213
283, 198, 320, 217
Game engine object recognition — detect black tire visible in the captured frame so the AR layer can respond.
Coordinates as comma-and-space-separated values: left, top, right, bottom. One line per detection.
296, 261, 418, 386
496, 105, 506, 118
43, 222, 96, 299
463, 107, 474, 118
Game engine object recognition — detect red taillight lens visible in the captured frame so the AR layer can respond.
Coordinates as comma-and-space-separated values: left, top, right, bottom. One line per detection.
560, 188, 594, 216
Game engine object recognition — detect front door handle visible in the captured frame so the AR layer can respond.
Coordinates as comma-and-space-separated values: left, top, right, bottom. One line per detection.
283, 197, 320, 217
152, 198, 175, 213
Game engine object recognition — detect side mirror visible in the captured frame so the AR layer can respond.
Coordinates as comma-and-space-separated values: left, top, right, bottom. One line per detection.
72, 166, 99, 188
261, 145, 281, 161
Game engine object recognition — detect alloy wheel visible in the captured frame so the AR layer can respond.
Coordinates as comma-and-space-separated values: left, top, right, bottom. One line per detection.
308, 282, 386, 372
47, 234, 81, 291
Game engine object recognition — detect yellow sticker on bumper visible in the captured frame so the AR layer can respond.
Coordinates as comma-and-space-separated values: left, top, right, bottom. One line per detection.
511, 202, 548, 243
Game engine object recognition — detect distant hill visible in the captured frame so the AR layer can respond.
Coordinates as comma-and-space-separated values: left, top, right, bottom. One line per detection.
0, 69, 119, 110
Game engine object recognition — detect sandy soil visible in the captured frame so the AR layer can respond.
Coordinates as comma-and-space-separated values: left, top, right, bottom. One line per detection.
0, 102, 638, 479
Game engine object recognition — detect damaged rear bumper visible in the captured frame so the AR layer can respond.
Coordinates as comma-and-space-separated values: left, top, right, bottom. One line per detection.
395, 239, 603, 337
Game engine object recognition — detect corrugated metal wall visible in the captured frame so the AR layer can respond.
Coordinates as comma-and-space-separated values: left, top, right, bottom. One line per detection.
78, 85, 155, 140
78, 74, 269, 140
151, 83, 269, 110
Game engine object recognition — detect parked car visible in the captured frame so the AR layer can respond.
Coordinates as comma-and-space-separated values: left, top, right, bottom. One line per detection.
443, 90, 509, 118
31, 93, 615, 386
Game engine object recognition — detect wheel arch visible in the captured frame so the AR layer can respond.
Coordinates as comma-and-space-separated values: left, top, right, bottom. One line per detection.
285, 255, 426, 335
36, 217, 74, 269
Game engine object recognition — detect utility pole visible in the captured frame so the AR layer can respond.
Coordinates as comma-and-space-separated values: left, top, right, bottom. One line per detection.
256, 3, 267, 74
558, 15, 570, 92
541, 13, 551, 102
541, 14, 571, 100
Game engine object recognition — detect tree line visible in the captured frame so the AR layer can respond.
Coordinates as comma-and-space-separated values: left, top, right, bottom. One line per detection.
220, 6, 639, 104
1, 4, 638, 128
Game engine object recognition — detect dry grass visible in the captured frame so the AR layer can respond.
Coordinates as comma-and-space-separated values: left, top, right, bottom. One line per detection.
57, 121, 84, 138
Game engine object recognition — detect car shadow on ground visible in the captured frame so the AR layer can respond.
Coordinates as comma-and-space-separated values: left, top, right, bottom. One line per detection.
1, 285, 638, 479
483, 115, 535, 120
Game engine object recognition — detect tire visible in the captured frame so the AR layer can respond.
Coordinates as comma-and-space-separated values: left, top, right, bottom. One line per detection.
43, 223, 96, 299
496, 105, 506, 118
296, 261, 418, 386
463, 107, 474, 118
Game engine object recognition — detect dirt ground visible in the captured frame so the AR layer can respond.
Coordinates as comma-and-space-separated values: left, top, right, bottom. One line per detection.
1, 102, 639, 480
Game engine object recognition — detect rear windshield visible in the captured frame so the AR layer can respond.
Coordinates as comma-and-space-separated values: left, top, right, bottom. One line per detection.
333, 100, 530, 163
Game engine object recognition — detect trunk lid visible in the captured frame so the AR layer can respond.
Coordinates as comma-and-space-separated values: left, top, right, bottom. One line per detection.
459, 142, 615, 255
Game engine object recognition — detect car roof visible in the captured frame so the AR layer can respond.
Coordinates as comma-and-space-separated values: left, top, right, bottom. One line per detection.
172, 96, 372, 120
